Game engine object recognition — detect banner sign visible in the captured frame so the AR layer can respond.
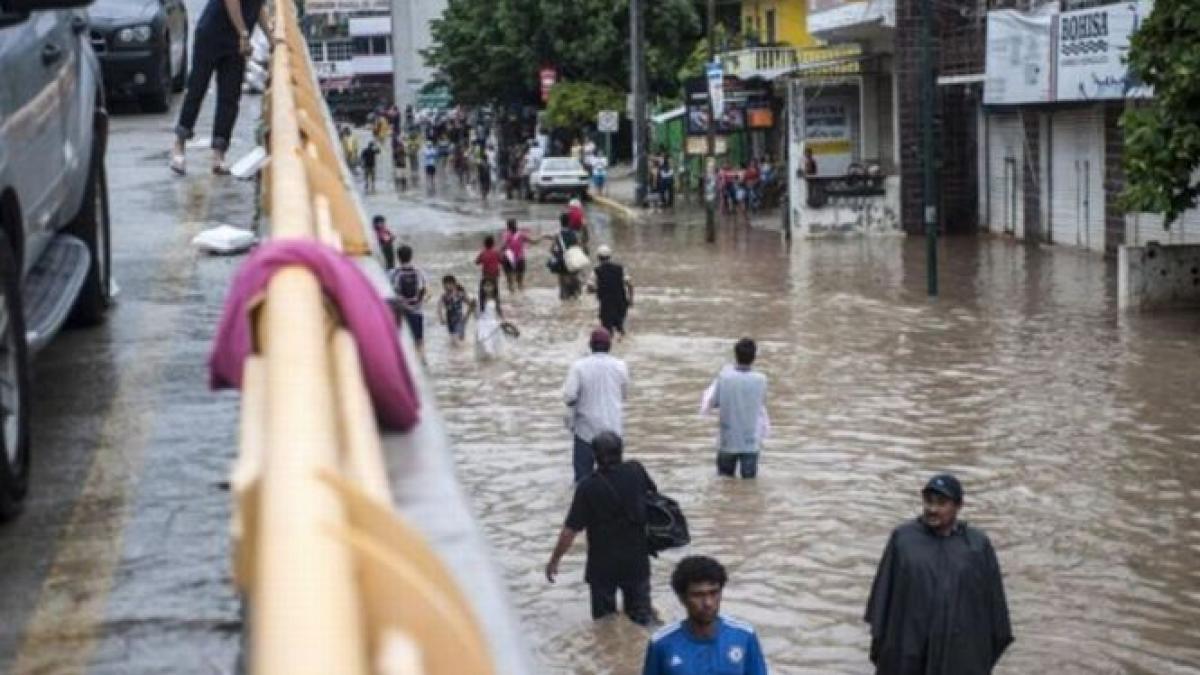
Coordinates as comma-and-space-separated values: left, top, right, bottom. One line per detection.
984, 2, 1153, 105
706, 61, 725, 118
983, 9, 1055, 105
1055, 1, 1152, 101
804, 95, 855, 175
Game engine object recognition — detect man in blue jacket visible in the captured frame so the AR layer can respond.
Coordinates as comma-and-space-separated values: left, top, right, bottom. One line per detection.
643, 556, 768, 674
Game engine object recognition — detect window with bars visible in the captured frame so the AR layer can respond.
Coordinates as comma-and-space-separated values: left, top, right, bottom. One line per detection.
308, 41, 324, 62
326, 40, 353, 61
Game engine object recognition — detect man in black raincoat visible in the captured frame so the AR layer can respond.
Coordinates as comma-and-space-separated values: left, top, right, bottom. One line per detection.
864, 474, 1013, 675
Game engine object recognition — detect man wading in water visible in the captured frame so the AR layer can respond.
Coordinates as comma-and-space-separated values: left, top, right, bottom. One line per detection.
865, 474, 1013, 675
588, 245, 634, 338
545, 432, 660, 626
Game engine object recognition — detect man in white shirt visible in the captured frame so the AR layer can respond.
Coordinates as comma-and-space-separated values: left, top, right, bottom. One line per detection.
563, 328, 629, 482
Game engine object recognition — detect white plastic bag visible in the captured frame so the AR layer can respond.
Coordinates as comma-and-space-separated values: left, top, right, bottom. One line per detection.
564, 245, 589, 272
191, 224, 257, 255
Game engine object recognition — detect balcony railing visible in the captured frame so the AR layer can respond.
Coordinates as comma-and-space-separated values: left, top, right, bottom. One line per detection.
720, 44, 864, 80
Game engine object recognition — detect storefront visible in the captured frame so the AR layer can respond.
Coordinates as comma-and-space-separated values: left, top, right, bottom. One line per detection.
785, 50, 899, 235
980, 1, 1200, 253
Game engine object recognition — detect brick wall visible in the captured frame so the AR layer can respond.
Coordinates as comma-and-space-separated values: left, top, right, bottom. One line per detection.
1104, 102, 1126, 256
895, 0, 982, 233
895, 0, 925, 233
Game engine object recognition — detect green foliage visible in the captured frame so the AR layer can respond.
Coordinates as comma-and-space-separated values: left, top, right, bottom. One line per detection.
1120, 0, 1200, 227
424, 0, 702, 107
676, 23, 733, 85
544, 82, 625, 137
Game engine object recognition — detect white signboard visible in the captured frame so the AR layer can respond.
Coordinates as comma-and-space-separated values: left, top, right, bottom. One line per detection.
597, 110, 619, 133
804, 94, 856, 176
306, 0, 389, 14
1056, 1, 1153, 101
706, 62, 725, 118
984, 9, 1055, 105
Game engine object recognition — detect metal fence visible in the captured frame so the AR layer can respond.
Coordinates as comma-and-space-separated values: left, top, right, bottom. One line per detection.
230, 1, 498, 672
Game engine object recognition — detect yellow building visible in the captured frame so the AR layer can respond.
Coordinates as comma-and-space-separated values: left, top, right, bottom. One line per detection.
741, 0, 817, 48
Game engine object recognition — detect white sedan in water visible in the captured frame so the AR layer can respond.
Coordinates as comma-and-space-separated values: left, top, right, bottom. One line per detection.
532, 157, 590, 202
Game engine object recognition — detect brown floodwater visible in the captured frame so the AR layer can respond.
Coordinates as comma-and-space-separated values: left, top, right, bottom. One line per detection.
374, 184, 1200, 675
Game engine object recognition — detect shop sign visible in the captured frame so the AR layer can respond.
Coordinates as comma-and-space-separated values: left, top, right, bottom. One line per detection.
983, 8, 1055, 105
307, 0, 388, 14
984, 2, 1153, 105
804, 96, 855, 175
685, 136, 728, 156
1056, 1, 1152, 101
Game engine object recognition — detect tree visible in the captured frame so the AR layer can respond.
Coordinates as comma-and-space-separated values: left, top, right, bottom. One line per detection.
544, 82, 625, 138
424, 0, 702, 107
1121, 0, 1200, 227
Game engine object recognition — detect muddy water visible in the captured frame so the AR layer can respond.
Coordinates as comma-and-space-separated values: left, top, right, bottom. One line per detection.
378, 187, 1200, 674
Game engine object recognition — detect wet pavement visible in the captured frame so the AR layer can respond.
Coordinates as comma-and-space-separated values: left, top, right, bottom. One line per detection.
367, 171, 1200, 674
0, 48, 253, 673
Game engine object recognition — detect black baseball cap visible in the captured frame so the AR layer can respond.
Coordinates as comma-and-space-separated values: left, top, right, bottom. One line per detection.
922, 473, 963, 503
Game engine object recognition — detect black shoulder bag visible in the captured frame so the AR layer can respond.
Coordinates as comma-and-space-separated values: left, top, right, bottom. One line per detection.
598, 466, 690, 556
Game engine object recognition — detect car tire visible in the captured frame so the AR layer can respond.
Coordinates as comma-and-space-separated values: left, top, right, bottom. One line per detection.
67, 133, 112, 326
141, 47, 172, 113
172, 32, 188, 92
0, 230, 31, 521
536, 189, 545, 203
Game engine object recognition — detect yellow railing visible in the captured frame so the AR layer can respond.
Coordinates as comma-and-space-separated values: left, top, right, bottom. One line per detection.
230, 1, 496, 673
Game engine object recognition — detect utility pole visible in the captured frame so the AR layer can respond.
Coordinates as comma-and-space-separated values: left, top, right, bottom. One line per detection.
631, 0, 648, 207
705, 0, 717, 243
920, 0, 938, 295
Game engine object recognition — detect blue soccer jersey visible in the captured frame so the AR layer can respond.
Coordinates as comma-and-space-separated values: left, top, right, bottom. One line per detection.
642, 616, 768, 675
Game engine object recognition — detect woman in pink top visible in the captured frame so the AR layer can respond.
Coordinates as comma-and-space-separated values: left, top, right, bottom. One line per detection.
500, 217, 538, 292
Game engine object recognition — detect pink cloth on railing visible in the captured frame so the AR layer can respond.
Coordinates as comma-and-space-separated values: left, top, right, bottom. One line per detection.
209, 239, 420, 431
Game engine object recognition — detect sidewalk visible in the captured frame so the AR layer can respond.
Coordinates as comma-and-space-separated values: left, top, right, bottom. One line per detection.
590, 163, 784, 232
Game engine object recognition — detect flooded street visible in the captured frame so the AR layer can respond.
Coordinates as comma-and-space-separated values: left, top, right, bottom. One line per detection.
373, 182, 1200, 674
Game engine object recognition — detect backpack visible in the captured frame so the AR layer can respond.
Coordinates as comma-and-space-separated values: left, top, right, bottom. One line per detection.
598, 466, 690, 557
391, 267, 421, 302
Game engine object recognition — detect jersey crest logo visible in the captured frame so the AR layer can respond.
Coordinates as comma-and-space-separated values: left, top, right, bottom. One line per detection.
729, 646, 744, 663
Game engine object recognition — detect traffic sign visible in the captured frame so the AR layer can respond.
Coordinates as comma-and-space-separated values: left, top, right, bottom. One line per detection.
597, 110, 619, 133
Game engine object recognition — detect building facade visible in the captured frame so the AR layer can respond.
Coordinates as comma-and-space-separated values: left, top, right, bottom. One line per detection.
390, 0, 447, 114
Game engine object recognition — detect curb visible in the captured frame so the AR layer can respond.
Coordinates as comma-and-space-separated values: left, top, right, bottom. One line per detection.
588, 191, 643, 222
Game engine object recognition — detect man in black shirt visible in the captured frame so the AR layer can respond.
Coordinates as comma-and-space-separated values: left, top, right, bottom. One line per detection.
545, 431, 659, 625
589, 245, 633, 337
170, 0, 270, 175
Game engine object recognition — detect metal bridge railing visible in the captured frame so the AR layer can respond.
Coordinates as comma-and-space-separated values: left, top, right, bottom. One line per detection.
229, 1, 497, 672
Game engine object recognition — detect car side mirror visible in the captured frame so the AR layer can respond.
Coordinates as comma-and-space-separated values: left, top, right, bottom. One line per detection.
1, 0, 92, 11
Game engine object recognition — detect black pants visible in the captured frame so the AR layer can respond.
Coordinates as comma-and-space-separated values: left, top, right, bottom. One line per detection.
589, 576, 654, 625
175, 42, 246, 151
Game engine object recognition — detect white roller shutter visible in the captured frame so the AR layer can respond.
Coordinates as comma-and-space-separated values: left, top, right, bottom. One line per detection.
1048, 107, 1105, 253
985, 113, 1024, 237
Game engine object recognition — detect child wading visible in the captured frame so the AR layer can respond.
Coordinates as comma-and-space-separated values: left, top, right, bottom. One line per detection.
476, 278, 506, 359
438, 275, 474, 345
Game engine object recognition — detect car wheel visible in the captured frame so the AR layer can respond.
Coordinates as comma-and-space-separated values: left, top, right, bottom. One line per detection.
67, 134, 112, 326
141, 47, 172, 113
172, 33, 188, 92
0, 230, 31, 521
536, 189, 545, 203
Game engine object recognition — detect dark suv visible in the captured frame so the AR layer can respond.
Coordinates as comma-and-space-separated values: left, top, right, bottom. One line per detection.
88, 0, 188, 112
0, 0, 112, 518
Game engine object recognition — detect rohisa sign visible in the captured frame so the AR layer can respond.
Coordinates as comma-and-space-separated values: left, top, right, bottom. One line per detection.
984, 0, 1153, 105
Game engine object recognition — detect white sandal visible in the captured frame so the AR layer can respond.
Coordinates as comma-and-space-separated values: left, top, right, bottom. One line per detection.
169, 153, 186, 176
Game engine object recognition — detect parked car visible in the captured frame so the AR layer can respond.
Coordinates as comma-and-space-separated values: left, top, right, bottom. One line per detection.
0, 0, 112, 518
532, 156, 590, 202
88, 0, 187, 112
